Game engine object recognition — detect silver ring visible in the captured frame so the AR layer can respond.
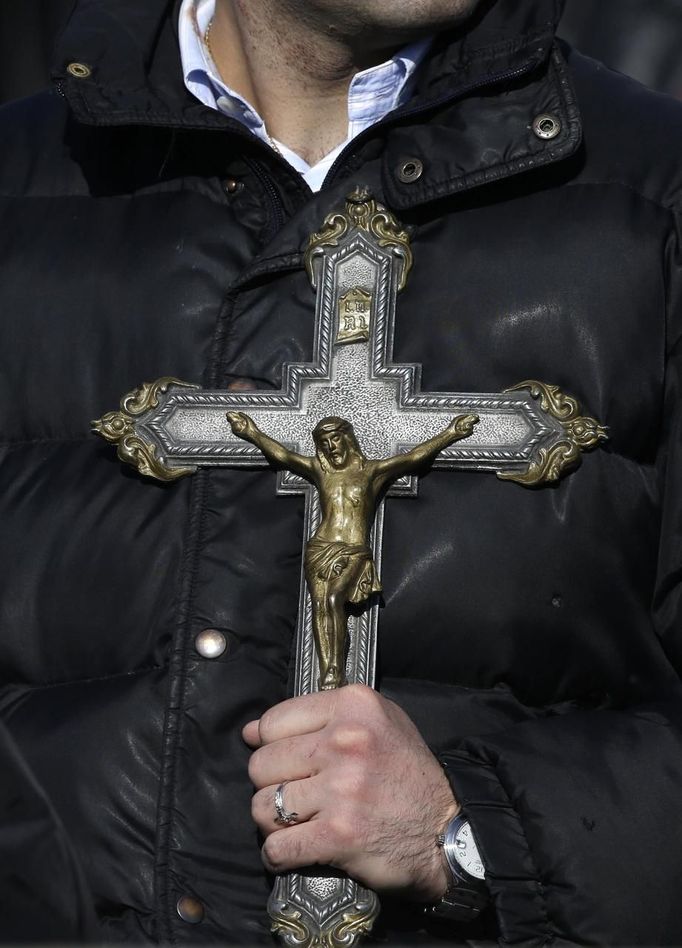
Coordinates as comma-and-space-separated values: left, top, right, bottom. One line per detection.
274, 781, 299, 825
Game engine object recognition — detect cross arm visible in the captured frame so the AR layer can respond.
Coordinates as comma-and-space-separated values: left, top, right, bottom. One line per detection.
91, 378, 608, 489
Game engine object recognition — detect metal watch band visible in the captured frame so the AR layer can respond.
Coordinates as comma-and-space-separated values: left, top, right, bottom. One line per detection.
427, 814, 489, 923
427, 880, 489, 921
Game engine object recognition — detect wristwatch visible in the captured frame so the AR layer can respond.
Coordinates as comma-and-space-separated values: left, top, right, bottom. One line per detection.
427, 812, 489, 922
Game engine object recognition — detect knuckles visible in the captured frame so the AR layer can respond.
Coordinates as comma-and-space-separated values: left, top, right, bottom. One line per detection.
256, 708, 279, 745
247, 748, 267, 787
327, 763, 368, 804
325, 686, 391, 761
263, 830, 305, 873
329, 721, 375, 757
262, 833, 286, 871
251, 787, 272, 828
339, 683, 383, 714
262, 817, 356, 873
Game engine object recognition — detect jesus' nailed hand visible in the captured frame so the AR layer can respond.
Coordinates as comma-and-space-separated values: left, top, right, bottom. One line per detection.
226, 411, 478, 691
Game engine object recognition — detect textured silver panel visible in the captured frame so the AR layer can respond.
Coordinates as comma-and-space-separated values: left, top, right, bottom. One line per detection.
139, 231, 562, 490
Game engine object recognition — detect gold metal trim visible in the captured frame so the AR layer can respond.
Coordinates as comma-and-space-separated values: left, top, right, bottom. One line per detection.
498, 380, 608, 487
67, 62, 92, 79
337, 287, 373, 344
305, 187, 413, 292
92, 377, 198, 482
271, 901, 380, 948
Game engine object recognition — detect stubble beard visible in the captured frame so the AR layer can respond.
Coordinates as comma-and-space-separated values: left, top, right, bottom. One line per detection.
237, 0, 485, 52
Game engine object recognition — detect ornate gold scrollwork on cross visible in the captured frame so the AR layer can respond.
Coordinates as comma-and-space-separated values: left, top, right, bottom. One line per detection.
305, 187, 413, 292
498, 380, 608, 487
271, 901, 380, 948
92, 377, 198, 482
91, 188, 611, 948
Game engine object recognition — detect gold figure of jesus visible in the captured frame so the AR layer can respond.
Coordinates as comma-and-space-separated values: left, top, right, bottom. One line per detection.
227, 411, 478, 690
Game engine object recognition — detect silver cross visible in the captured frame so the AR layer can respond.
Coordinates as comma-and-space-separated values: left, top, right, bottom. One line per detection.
94, 188, 606, 948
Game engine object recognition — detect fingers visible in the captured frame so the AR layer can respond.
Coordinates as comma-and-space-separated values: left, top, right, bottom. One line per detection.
248, 731, 323, 788
243, 688, 345, 748
252, 776, 323, 835
261, 820, 349, 876
242, 718, 262, 746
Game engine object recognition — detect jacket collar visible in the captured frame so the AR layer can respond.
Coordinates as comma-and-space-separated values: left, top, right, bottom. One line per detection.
53, 0, 580, 207
54, 0, 565, 125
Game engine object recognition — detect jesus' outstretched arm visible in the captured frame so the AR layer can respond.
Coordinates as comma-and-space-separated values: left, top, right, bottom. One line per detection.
227, 412, 315, 480
372, 413, 478, 485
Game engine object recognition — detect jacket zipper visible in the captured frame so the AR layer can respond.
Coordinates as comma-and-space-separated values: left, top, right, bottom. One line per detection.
244, 156, 288, 231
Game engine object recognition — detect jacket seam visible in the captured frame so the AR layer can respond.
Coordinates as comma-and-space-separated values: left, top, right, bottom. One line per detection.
1, 665, 164, 692
61, 79, 229, 130
208, 286, 241, 388
450, 23, 556, 66
562, 179, 682, 217
659, 218, 674, 422
558, 187, 678, 362
653, 211, 680, 528
3, 180, 680, 218
153, 469, 210, 944
207, 255, 303, 383
0, 437, 91, 446
665, 209, 682, 359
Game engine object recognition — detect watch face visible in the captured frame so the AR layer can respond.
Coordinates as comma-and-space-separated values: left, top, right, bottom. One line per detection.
451, 821, 486, 881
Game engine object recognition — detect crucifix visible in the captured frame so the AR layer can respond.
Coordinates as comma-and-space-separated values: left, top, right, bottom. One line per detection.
93, 188, 607, 948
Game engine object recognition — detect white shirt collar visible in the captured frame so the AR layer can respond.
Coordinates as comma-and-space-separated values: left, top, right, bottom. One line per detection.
178, 0, 431, 191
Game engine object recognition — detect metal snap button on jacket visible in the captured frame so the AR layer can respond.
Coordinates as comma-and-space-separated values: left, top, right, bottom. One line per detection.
176, 895, 205, 924
532, 113, 562, 140
397, 158, 424, 183
66, 62, 92, 79
195, 629, 228, 659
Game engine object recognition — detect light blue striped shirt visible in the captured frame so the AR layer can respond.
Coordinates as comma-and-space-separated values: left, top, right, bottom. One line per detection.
179, 0, 430, 191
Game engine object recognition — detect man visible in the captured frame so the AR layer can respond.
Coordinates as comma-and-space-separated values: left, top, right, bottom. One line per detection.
1, 1, 682, 946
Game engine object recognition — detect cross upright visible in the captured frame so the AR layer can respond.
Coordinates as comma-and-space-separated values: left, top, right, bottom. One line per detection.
94, 187, 606, 948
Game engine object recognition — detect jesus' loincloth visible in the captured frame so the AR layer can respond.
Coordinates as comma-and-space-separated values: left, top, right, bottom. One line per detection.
304, 536, 383, 604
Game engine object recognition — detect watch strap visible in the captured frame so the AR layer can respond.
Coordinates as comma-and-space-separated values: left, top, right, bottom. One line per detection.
427, 876, 489, 920
426, 814, 489, 922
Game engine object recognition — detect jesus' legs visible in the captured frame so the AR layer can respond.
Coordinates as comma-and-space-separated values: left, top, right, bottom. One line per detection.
306, 557, 368, 690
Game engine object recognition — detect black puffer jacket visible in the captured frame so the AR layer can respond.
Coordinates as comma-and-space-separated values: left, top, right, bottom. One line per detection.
2, 0, 682, 944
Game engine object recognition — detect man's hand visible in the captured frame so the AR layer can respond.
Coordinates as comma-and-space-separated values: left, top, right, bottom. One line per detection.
243, 684, 459, 900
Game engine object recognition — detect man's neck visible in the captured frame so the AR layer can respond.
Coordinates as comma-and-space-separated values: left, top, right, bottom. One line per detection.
210, 1, 400, 165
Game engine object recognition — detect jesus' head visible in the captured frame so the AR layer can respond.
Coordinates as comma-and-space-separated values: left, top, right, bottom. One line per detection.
313, 417, 365, 470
